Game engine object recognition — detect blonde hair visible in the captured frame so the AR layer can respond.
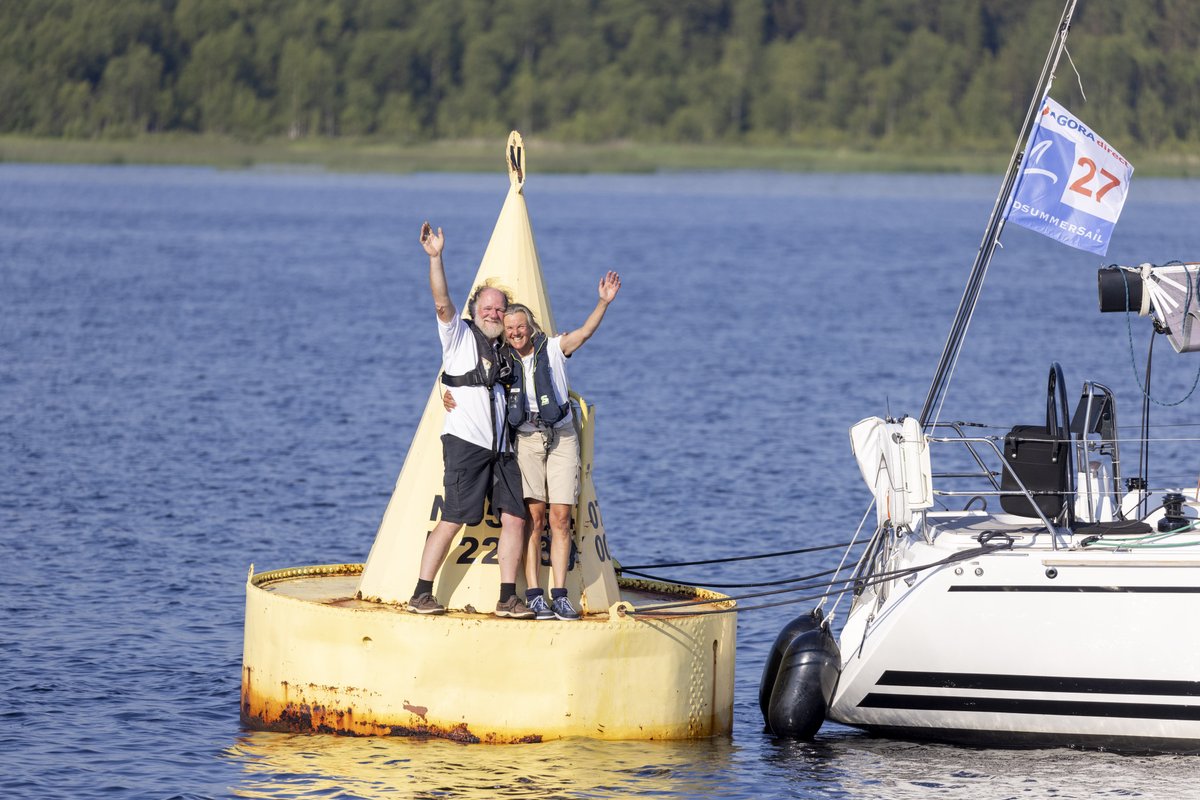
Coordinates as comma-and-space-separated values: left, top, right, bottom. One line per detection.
503, 303, 541, 334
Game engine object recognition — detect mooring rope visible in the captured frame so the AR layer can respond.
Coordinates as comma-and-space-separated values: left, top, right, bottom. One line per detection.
627, 537, 1015, 617
617, 539, 860, 572
629, 578, 857, 618
619, 564, 844, 589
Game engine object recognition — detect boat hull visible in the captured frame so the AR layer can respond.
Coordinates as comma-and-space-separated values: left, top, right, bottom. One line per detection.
829, 529, 1200, 752
241, 564, 735, 742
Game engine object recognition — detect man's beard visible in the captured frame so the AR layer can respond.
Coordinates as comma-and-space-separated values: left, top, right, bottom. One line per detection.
478, 318, 504, 340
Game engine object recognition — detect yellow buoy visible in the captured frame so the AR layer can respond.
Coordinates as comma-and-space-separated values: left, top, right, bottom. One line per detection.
241, 132, 736, 742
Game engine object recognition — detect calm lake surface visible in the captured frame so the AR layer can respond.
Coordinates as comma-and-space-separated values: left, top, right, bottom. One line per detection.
4, 164, 1200, 798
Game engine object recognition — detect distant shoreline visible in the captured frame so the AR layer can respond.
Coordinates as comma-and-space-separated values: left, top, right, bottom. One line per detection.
2, 134, 1197, 177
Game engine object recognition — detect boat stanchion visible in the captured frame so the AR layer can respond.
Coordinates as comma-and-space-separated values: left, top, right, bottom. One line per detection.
759, 608, 841, 739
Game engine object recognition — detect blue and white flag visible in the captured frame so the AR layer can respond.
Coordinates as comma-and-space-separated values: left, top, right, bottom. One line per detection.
1008, 97, 1133, 256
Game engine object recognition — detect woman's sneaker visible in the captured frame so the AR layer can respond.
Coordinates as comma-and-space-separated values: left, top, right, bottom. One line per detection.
494, 595, 536, 619
551, 596, 581, 621
527, 594, 555, 620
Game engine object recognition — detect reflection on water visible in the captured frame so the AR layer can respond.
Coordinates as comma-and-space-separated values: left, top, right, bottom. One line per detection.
230, 732, 739, 799
230, 727, 1198, 800
762, 731, 1198, 800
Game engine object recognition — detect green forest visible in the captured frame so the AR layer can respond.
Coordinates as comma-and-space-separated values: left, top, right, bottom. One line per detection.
3, 0, 1199, 156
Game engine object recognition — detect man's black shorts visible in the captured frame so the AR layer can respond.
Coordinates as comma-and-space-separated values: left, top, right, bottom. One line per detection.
440, 434, 527, 525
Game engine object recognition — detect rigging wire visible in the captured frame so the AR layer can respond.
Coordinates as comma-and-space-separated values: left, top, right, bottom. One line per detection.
1064, 46, 1087, 103
931, 420, 1200, 433
932, 435, 1200, 444
825, 501, 878, 623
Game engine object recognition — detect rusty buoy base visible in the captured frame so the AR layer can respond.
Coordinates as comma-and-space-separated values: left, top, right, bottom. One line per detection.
242, 564, 735, 743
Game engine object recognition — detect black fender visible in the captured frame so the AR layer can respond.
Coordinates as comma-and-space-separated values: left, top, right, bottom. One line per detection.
758, 608, 826, 719
762, 613, 841, 739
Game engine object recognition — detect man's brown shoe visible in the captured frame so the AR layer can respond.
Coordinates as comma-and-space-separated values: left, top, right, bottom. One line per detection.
407, 592, 446, 615
494, 595, 535, 619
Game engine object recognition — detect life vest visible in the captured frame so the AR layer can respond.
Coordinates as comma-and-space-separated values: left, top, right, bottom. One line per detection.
505, 333, 570, 429
440, 321, 512, 389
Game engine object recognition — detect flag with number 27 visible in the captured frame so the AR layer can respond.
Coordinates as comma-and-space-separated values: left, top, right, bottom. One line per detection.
1009, 97, 1134, 256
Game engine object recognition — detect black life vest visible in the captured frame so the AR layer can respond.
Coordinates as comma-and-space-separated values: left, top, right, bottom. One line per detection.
440, 320, 512, 389
505, 333, 570, 429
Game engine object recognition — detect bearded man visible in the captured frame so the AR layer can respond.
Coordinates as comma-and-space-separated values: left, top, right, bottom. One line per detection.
407, 221, 533, 619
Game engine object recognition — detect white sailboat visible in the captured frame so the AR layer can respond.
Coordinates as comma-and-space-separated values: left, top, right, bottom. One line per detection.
760, 0, 1200, 752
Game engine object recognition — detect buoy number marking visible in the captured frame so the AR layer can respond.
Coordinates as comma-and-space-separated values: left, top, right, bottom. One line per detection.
455, 535, 499, 565
593, 533, 612, 562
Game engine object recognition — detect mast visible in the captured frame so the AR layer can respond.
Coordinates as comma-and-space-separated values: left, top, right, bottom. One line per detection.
919, 0, 1080, 427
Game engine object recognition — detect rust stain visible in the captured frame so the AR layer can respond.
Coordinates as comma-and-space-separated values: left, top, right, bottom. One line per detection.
509, 733, 543, 744
402, 701, 428, 720
241, 687, 543, 743
387, 722, 481, 743
240, 666, 253, 717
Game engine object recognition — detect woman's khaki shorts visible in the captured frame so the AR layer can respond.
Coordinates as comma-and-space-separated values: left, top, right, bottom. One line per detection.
516, 426, 580, 505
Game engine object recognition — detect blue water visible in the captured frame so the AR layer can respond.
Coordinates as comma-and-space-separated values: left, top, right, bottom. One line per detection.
4, 164, 1200, 798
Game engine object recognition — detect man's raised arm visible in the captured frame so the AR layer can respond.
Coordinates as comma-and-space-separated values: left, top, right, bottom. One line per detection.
421, 221, 456, 323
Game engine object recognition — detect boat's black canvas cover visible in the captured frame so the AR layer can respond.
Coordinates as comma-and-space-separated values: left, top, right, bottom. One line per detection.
1000, 425, 1068, 518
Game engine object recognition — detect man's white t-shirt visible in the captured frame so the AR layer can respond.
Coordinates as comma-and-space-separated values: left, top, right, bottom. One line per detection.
517, 335, 574, 433
438, 315, 507, 450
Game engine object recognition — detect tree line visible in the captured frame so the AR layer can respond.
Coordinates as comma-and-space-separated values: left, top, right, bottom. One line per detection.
2, 0, 1198, 152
